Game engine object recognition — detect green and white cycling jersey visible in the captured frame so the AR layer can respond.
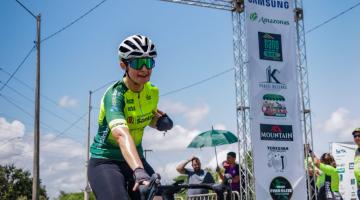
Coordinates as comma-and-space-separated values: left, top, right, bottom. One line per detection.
90, 80, 158, 161
354, 148, 360, 188
316, 163, 340, 192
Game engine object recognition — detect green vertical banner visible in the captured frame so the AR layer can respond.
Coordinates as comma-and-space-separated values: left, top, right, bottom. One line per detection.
245, 0, 307, 199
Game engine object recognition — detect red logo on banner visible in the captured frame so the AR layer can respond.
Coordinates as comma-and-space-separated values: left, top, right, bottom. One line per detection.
271, 125, 282, 133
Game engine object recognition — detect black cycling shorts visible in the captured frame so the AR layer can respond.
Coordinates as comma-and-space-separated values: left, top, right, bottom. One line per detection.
88, 157, 155, 200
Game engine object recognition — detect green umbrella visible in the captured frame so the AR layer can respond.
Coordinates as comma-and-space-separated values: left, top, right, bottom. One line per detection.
187, 127, 238, 167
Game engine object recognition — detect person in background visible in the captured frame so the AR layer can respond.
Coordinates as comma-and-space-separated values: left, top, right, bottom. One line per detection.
308, 148, 342, 200
352, 128, 360, 199
217, 152, 245, 199
176, 156, 215, 196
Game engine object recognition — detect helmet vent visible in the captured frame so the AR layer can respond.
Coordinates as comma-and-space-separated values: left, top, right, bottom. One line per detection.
124, 40, 138, 50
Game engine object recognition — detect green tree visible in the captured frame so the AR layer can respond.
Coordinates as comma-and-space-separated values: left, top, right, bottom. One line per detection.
204, 167, 221, 183
56, 191, 96, 200
172, 174, 188, 199
0, 164, 48, 200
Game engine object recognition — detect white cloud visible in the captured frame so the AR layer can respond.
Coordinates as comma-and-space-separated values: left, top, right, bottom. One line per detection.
0, 117, 85, 199
0, 117, 25, 139
58, 96, 79, 108
184, 105, 209, 126
159, 100, 209, 126
0, 118, 28, 160
154, 161, 180, 184
207, 150, 230, 169
213, 123, 227, 130
143, 125, 200, 151
315, 107, 360, 141
160, 100, 188, 114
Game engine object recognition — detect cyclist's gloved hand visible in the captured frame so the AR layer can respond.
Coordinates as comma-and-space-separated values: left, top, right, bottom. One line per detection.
156, 113, 173, 131
134, 167, 151, 186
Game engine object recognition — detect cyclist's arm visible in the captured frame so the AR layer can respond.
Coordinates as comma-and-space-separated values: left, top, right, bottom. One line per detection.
104, 87, 144, 170
112, 126, 144, 170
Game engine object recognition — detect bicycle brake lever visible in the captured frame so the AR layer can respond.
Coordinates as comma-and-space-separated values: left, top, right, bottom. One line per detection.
139, 173, 161, 200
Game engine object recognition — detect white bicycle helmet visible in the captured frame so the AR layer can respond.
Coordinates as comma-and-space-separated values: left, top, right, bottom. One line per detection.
118, 35, 157, 60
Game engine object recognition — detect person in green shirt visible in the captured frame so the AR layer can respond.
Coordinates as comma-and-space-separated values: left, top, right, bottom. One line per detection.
352, 128, 360, 199
309, 149, 342, 200
88, 35, 173, 200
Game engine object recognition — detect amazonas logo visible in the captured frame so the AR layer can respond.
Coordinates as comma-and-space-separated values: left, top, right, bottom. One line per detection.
250, 12, 290, 26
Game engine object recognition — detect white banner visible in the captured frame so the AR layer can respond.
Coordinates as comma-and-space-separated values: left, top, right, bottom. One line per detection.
245, 0, 307, 199
331, 142, 358, 200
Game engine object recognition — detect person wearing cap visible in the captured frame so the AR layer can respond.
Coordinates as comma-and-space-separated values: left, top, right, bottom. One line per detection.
88, 35, 173, 200
353, 128, 360, 199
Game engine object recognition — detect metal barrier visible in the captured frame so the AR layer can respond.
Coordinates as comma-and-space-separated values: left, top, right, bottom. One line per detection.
231, 191, 240, 200
187, 191, 240, 200
188, 193, 217, 200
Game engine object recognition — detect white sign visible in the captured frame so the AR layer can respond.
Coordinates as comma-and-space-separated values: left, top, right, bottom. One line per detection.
331, 142, 358, 200
245, 0, 307, 199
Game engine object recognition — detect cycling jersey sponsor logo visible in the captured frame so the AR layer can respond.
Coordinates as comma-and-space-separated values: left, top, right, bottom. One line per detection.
259, 32, 283, 61
112, 90, 118, 105
248, 0, 290, 10
127, 113, 153, 125
128, 106, 136, 111
260, 124, 293, 141
269, 176, 293, 200
126, 98, 134, 104
100, 128, 109, 143
250, 12, 290, 26
127, 116, 134, 124
259, 66, 287, 89
262, 94, 287, 118
146, 95, 152, 100
110, 106, 120, 112
267, 146, 288, 172
137, 114, 153, 124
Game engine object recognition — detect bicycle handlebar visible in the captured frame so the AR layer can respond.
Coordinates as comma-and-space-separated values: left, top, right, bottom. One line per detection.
139, 173, 233, 200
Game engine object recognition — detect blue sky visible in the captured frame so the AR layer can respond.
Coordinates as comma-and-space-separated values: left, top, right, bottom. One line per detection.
1, 0, 360, 198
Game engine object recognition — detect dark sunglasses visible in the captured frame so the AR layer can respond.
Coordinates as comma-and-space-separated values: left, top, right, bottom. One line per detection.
354, 134, 360, 138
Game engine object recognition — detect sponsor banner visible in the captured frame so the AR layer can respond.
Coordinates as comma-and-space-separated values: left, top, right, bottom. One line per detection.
245, 0, 307, 199
331, 142, 358, 200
